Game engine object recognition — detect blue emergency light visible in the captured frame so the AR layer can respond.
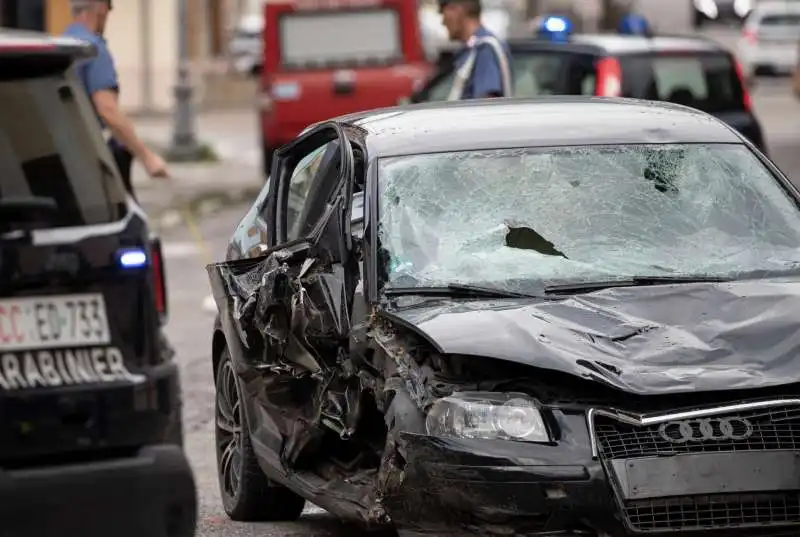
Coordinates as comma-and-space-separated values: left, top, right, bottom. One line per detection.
618, 13, 652, 36
118, 247, 147, 268
535, 15, 573, 43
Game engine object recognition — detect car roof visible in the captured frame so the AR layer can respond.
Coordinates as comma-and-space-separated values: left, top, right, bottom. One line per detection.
335, 97, 744, 157
508, 33, 727, 56
0, 28, 95, 60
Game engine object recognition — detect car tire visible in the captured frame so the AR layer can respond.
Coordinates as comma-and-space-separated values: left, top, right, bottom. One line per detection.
215, 348, 306, 521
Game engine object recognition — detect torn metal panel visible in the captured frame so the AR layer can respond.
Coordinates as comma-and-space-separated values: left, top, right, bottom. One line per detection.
207, 244, 386, 507
381, 279, 800, 394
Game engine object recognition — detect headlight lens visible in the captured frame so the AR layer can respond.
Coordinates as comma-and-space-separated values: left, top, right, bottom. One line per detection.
425, 392, 550, 442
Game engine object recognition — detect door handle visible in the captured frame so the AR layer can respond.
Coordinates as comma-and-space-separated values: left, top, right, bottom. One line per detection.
332, 70, 356, 95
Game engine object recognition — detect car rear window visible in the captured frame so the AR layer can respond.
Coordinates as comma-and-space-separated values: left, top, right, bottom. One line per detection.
0, 72, 127, 229
619, 54, 745, 114
760, 13, 800, 26
279, 9, 402, 69
422, 51, 595, 102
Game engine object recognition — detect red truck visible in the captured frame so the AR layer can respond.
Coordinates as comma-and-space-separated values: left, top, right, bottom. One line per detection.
258, 0, 433, 176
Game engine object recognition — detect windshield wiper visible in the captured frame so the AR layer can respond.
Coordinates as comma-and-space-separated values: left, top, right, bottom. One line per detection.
385, 283, 542, 299
545, 274, 733, 295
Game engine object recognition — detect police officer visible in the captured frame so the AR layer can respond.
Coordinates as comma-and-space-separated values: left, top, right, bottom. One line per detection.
439, 0, 513, 100
63, 0, 169, 200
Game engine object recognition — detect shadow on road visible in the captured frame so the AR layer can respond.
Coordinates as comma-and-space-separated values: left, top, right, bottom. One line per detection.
198, 511, 399, 537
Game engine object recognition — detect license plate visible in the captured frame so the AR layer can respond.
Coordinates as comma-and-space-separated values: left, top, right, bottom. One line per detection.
610, 451, 800, 500
0, 294, 111, 352
271, 82, 301, 101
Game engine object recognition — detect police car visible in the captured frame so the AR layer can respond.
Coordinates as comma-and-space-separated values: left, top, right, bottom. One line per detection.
0, 30, 196, 537
409, 14, 768, 154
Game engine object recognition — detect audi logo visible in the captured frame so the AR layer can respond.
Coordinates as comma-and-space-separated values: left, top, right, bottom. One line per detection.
657, 417, 754, 444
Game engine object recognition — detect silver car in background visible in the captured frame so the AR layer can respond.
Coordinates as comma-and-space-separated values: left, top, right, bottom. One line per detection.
228, 13, 264, 76
738, 0, 800, 77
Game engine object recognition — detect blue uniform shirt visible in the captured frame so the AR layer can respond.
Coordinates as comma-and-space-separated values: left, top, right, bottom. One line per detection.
61, 23, 119, 130
454, 25, 511, 99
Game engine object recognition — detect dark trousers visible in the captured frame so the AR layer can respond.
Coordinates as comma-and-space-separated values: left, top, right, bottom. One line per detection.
108, 139, 136, 202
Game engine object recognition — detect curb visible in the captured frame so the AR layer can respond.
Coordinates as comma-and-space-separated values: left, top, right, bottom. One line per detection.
147, 184, 263, 233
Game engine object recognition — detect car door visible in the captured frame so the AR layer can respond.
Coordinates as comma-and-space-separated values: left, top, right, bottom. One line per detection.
207, 122, 357, 466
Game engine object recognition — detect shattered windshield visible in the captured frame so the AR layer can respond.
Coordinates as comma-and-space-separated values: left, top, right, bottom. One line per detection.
377, 144, 800, 292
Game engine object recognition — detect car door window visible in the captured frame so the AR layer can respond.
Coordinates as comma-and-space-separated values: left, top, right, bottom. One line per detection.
424, 71, 456, 102
285, 140, 341, 241
758, 13, 800, 41
513, 53, 570, 96
565, 55, 597, 95
0, 72, 126, 229
619, 54, 745, 113
416, 51, 592, 101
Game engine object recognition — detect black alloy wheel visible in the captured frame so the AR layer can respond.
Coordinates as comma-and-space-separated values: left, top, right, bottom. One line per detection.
214, 348, 306, 521
216, 357, 243, 502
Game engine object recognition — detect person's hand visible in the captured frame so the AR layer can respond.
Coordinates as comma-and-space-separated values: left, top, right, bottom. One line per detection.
143, 151, 169, 179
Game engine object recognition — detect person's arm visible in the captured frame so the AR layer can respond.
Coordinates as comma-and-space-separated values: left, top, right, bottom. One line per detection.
92, 90, 151, 162
85, 47, 159, 166
471, 44, 504, 98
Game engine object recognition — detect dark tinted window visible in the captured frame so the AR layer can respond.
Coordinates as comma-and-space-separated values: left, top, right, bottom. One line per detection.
760, 14, 800, 26
619, 54, 745, 113
421, 51, 596, 102
0, 72, 126, 228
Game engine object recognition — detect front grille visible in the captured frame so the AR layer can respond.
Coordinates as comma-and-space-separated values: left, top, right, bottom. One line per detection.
594, 403, 800, 533
595, 404, 800, 460
626, 493, 800, 532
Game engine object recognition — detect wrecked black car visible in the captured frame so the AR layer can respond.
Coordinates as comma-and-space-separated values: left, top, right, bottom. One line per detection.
207, 96, 800, 537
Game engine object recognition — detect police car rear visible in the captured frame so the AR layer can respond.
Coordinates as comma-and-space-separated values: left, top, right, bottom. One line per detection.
410, 14, 767, 153
0, 30, 196, 537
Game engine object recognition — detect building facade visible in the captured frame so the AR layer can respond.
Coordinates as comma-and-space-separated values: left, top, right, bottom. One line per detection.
1, 0, 238, 113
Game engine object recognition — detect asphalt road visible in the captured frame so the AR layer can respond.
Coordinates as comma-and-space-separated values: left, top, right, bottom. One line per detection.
161, 24, 800, 537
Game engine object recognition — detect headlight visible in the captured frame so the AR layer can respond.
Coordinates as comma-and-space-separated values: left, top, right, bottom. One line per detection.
425, 392, 551, 442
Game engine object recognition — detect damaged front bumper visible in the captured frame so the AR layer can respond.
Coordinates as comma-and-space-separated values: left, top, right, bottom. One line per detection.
385, 403, 800, 537
384, 410, 612, 537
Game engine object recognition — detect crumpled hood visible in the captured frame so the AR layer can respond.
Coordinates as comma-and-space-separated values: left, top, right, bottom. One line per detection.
381, 280, 800, 394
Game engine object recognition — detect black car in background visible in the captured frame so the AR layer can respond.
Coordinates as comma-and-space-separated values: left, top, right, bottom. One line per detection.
408, 32, 768, 154
208, 96, 800, 537
0, 30, 196, 537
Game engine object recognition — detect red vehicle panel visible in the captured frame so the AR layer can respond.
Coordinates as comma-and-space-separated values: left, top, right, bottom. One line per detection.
258, 0, 433, 175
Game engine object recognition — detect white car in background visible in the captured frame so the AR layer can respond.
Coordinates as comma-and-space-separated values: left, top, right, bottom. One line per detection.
738, 0, 800, 76
228, 13, 264, 76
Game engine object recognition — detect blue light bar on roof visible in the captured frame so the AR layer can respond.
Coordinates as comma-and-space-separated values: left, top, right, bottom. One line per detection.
535, 15, 573, 43
618, 13, 651, 36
